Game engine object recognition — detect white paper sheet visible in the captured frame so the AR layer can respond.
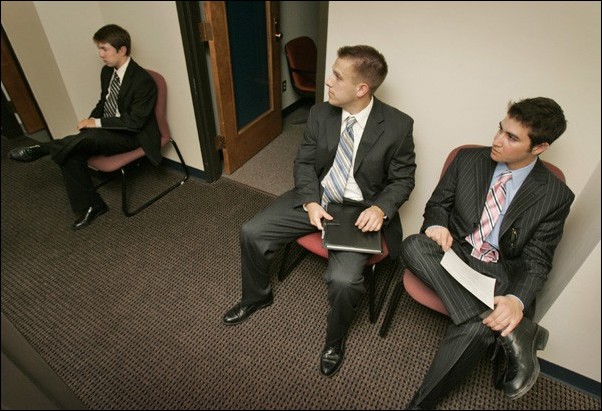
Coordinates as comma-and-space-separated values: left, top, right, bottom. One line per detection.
440, 249, 495, 309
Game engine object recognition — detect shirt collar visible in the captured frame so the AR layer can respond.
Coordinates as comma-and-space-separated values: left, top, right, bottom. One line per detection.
114, 57, 131, 81
494, 157, 537, 186
342, 97, 374, 130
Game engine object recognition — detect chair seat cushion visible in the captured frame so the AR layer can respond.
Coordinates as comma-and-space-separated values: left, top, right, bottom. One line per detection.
296, 231, 388, 264
403, 269, 448, 315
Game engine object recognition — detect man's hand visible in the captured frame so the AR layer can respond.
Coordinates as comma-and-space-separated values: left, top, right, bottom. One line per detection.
425, 226, 454, 251
482, 295, 524, 337
305, 202, 331, 231
356, 205, 385, 232
77, 118, 96, 131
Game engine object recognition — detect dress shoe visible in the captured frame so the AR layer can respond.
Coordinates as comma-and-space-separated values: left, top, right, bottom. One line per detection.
8, 145, 48, 162
222, 294, 273, 325
497, 317, 549, 400
71, 203, 108, 230
319, 337, 346, 377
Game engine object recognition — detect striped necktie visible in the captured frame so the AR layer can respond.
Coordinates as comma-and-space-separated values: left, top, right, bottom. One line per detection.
321, 116, 357, 208
465, 170, 513, 263
103, 72, 120, 118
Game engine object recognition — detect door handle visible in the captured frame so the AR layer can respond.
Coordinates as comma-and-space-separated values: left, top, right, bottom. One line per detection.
274, 17, 282, 40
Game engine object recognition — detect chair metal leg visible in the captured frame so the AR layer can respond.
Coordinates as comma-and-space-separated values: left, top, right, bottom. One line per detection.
122, 138, 189, 217
378, 279, 406, 337
366, 265, 376, 323
373, 257, 399, 323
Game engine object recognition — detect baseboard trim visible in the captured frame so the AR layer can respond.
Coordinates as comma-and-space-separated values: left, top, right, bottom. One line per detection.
163, 157, 208, 181
540, 358, 601, 398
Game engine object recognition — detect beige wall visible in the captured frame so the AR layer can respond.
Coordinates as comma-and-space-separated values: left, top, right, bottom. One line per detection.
327, 1, 601, 381
2, 0, 599, 383
1, 1, 203, 170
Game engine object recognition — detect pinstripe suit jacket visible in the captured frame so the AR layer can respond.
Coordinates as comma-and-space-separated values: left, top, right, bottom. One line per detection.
422, 147, 574, 311
293, 98, 416, 259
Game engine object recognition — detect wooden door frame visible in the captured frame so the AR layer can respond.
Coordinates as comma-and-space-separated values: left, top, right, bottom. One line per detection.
176, 1, 222, 182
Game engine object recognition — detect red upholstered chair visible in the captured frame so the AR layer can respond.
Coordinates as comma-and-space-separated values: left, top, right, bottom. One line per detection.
378, 145, 566, 337
87, 69, 189, 216
279, 231, 397, 324
284, 36, 317, 99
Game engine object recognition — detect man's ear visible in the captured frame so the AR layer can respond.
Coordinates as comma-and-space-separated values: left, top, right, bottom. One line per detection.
532, 142, 550, 156
356, 83, 370, 98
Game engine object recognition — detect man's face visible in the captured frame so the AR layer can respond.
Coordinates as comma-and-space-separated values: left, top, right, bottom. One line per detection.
96, 42, 126, 68
324, 57, 361, 110
490, 115, 547, 169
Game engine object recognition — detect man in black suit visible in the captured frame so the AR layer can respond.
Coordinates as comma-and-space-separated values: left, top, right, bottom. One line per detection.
402, 97, 573, 409
8, 24, 160, 230
223, 45, 416, 376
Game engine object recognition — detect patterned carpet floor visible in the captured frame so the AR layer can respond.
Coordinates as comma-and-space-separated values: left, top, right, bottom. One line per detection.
1, 135, 600, 409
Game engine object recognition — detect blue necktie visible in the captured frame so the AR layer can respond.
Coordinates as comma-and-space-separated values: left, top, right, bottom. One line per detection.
321, 116, 357, 207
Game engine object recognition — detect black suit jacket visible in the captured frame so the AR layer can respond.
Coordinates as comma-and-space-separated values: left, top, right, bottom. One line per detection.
293, 98, 416, 259
90, 59, 161, 165
422, 147, 574, 309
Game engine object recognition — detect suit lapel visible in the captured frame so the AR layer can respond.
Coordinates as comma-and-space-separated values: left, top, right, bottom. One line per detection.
353, 98, 385, 172
472, 150, 496, 222
118, 59, 137, 103
500, 159, 547, 235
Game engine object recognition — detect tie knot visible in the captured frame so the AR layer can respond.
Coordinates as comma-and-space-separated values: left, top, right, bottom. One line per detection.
498, 170, 512, 184
346, 116, 357, 128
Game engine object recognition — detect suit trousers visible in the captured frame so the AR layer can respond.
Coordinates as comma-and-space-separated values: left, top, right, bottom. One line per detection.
401, 234, 510, 405
240, 190, 370, 345
45, 129, 141, 213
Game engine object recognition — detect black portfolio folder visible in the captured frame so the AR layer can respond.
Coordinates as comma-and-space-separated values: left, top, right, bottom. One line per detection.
322, 203, 382, 254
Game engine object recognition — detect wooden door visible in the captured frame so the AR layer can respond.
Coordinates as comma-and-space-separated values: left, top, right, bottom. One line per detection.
1, 26, 46, 135
204, 1, 282, 174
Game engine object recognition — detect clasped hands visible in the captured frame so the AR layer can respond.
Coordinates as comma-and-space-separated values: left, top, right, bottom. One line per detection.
425, 225, 524, 336
77, 118, 97, 130
305, 202, 385, 232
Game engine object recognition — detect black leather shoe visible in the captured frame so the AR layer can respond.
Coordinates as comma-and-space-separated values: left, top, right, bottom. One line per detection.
497, 317, 549, 400
71, 203, 108, 230
319, 338, 346, 377
222, 294, 273, 326
8, 145, 48, 162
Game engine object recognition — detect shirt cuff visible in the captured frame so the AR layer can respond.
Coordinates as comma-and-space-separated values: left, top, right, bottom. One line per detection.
95, 118, 102, 127
507, 294, 525, 311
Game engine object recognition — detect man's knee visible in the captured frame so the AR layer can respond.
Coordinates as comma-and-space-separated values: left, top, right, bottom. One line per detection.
401, 233, 429, 263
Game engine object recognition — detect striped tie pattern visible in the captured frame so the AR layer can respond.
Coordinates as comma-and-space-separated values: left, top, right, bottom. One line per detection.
321, 116, 357, 208
103, 73, 120, 118
465, 170, 513, 263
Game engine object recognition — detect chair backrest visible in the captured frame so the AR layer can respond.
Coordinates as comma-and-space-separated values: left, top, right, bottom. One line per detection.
442, 144, 566, 183
145, 69, 170, 147
284, 36, 317, 97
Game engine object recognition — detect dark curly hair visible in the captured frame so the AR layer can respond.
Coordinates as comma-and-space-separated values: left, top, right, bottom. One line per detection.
507, 97, 567, 147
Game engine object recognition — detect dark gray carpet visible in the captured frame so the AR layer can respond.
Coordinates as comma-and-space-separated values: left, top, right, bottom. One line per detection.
1, 135, 600, 410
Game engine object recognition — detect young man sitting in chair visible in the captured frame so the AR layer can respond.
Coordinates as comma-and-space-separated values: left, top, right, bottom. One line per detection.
401, 97, 574, 409
8, 24, 160, 230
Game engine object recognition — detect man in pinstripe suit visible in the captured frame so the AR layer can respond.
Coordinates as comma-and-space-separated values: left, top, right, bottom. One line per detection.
402, 97, 574, 409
